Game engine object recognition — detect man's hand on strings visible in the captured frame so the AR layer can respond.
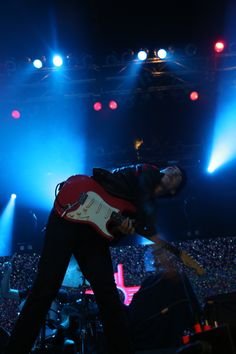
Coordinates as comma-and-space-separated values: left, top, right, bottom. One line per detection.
117, 217, 135, 235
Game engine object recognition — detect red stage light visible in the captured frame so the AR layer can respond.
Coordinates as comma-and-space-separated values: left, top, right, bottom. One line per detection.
108, 100, 118, 110
214, 41, 225, 53
189, 91, 199, 101
93, 102, 102, 111
11, 110, 21, 119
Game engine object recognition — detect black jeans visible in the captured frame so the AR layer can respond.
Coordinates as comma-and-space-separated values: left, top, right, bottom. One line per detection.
5, 210, 134, 354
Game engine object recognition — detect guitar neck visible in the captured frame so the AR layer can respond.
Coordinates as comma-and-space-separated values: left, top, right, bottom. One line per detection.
111, 212, 181, 257
155, 238, 181, 257
111, 213, 204, 275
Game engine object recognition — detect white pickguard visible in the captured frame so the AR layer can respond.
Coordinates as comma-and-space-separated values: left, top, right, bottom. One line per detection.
66, 191, 120, 238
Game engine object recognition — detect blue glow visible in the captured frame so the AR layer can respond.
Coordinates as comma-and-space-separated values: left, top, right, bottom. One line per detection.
33, 59, 43, 69
53, 55, 63, 67
14, 135, 86, 210
137, 50, 148, 61
1, 101, 86, 211
116, 58, 143, 93
0, 197, 16, 256
137, 234, 154, 245
157, 49, 167, 59
207, 101, 236, 173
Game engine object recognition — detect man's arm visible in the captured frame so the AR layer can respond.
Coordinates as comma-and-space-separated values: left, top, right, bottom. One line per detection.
111, 215, 204, 276
141, 233, 205, 276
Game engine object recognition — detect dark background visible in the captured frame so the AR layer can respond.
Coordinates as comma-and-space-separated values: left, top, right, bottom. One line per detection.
0, 0, 231, 58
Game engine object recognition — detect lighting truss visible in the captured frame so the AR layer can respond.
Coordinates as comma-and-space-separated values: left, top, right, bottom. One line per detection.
0, 53, 236, 103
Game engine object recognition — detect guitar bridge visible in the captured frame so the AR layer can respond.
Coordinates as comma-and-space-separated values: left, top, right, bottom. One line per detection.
61, 193, 88, 217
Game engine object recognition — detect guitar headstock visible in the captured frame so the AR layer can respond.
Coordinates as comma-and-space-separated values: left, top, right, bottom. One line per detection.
180, 250, 205, 276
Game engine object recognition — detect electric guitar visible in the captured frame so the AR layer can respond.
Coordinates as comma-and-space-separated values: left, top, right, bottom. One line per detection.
54, 175, 205, 276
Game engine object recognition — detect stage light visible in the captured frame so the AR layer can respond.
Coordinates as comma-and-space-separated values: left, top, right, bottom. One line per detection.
108, 100, 118, 110
207, 164, 216, 173
11, 110, 21, 119
207, 100, 236, 173
33, 59, 43, 69
93, 102, 102, 111
52, 55, 63, 67
134, 137, 144, 150
189, 91, 199, 101
157, 49, 167, 59
11, 194, 17, 199
214, 41, 225, 53
207, 148, 228, 173
0, 195, 16, 256
137, 50, 148, 61
208, 140, 235, 173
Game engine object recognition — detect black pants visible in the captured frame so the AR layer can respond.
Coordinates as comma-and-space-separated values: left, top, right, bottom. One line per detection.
5, 210, 134, 354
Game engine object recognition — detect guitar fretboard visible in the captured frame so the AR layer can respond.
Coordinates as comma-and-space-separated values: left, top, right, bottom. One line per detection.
154, 238, 181, 257
111, 211, 181, 257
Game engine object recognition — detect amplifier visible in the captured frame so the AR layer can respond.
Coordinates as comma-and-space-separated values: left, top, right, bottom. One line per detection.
178, 324, 236, 354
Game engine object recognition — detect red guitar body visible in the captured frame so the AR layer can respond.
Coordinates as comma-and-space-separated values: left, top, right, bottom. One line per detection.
54, 175, 136, 240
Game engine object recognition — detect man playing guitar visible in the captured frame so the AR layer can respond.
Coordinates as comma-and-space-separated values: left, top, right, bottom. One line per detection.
4, 163, 202, 354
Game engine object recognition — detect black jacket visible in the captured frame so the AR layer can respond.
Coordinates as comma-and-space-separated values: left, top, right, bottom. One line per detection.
92, 163, 164, 237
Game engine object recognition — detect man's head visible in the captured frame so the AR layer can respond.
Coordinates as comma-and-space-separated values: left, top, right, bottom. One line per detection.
155, 166, 185, 196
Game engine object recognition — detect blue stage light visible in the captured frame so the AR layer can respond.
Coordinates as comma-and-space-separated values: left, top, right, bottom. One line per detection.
52, 55, 63, 67
157, 49, 167, 59
207, 100, 236, 173
137, 50, 148, 61
0, 196, 16, 256
33, 59, 43, 69
207, 143, 232, 173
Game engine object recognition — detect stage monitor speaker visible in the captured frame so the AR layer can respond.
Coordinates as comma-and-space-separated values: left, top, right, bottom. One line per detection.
128, 271, 202, 351
204, 291, 236, 327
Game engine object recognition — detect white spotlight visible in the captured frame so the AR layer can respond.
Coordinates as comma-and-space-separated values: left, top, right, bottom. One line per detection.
157, 49, 167, 59
33, 59, 43, 69
137, 50, 148, 61
53, 55, 63, 67
207, 166, 215, 173
11, 194, 17, 199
